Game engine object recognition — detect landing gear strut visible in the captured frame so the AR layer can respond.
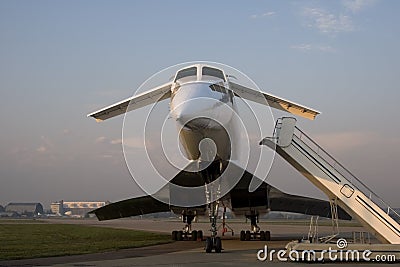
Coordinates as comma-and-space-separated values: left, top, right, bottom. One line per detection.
217, 206, 234, 236
240, 211, 270, 241
205, 200, 222, 253
171, 211, 203, 241
201, 161, 224, 253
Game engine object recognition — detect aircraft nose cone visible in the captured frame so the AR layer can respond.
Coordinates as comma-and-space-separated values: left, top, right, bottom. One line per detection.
174, 100, 215, 123
171, 82, 233, 129
175, 104, 217, 129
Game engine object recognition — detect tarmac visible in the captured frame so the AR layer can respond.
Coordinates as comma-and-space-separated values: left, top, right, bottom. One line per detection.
1, 218, 397, 267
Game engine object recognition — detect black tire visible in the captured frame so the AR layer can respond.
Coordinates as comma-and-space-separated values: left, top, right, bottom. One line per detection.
260, 231, 266, 241
240, 230, 245, 241
191, 230, 198, 241
245, 230, 251, 241
177, 230, 183, 241
215, 237, 222, 253
198, 230, 203, 241
266, 231, 271, 241
172, 230, 177, 240
205, 237, 212, 253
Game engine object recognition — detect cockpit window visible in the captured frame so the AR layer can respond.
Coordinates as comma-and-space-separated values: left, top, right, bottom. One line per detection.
174, 67, 197, 82
202, 67, 225, 81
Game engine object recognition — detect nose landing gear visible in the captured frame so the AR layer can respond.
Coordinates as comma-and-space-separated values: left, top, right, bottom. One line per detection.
205, 201, 223, 253
205, 236, 222, 253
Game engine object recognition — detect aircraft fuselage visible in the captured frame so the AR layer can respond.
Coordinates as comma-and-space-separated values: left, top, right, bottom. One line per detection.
170, 65, 234, 163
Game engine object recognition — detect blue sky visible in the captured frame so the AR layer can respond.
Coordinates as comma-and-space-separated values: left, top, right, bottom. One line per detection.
1, 0, 399, 209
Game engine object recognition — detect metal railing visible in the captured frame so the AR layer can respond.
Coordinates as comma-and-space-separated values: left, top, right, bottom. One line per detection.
272, 118, 400, 223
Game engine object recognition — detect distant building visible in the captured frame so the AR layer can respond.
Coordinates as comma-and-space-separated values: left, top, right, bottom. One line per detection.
50, 200, 64, 215
62, 201, 108, 217
0, 211, 19, 218
0, 205, 15, 218
5, 203, 44, 217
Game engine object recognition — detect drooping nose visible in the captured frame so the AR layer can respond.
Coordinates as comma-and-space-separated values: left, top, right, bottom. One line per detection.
171, 82, 233, 129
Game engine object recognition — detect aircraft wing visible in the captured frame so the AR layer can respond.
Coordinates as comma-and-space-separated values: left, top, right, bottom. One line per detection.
91, 160, 351, 221
227, 161, 351, 220
90, 162, 207, 221
90, 195, 171, 221
87, 82, 172, 121
268, 187, 352, 220
229, 81, 320, 120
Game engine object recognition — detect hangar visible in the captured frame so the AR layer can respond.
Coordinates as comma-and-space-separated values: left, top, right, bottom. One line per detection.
51, 200, 108, 217
63, 201, 108, 217
5, 202, 44, 217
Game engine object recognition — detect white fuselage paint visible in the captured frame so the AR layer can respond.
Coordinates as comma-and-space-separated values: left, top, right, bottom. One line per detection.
170, 79, 235, 162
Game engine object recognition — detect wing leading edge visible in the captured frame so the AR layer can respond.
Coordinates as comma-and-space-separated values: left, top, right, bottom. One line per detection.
229, 81, 320, 120
87, 82, 172, 121
90, 195, 171, 221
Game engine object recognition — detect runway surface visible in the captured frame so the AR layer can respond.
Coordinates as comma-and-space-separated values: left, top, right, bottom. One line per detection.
2, 218, 390, 267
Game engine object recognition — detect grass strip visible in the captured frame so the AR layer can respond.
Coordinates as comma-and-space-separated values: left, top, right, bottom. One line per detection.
0, 223, 172, 260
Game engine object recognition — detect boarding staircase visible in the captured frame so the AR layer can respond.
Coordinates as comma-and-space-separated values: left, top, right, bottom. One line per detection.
261, 117, 400, 244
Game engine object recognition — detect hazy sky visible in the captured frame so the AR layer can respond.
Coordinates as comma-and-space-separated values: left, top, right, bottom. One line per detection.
1, 1, 399, 209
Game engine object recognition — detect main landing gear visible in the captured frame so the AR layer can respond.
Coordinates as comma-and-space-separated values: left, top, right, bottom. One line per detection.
171, 211, 203, 241
239, 211, 270, 241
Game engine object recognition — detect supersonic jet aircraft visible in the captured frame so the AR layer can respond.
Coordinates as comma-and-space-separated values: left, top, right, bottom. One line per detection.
88, 64, 351, 253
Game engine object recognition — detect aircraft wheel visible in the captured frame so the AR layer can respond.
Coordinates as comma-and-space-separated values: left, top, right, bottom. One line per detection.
215, 237, 222, 253
198, 230, 203, 241
245, 230, 251, 241
172, 230, 177, 240
266, 231, 271, 241
177, 230, 183, 241
191, 230, 198, 241
205, 237, 212, 253
240, 230, 245, 241
260, 231, 266, 241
